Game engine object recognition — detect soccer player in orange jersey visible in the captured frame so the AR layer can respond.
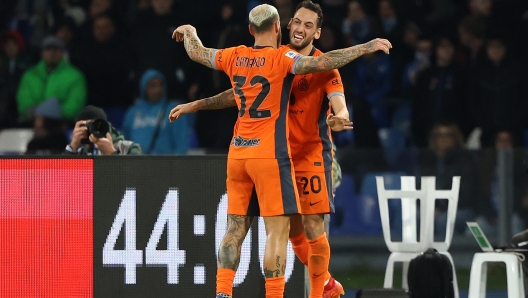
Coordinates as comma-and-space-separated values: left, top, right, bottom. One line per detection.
171, 4, 391, 298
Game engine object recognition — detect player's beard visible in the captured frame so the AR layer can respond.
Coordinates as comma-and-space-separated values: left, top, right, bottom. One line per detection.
289, 33, 315, 52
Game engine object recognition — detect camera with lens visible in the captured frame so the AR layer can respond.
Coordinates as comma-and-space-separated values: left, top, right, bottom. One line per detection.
81, 118, 110, 144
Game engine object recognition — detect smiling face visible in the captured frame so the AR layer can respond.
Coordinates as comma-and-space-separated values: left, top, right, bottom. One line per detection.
287, 7, 321, 51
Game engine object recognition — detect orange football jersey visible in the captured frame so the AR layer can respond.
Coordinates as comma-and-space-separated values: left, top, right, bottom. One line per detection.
288, 47, 345, 172
213, 45, 303, 159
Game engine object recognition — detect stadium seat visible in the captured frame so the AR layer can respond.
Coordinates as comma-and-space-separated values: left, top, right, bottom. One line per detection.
361, 172, 406, 237
377, 176, 461, 296
0, 128, 34, 154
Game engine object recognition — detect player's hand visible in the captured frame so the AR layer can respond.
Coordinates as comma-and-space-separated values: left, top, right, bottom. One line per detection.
326, 114, 353, 132
169, 102, 198, 122
172, 25, 196, 42
363, 38, 392, 55
70, 120, 89, 150
89, 132, 116, 155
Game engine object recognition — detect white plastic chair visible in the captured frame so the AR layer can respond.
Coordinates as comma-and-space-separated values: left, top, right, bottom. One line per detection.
376, 176, 460, 297
0, 128, 34, 154
468, 252, 525, 298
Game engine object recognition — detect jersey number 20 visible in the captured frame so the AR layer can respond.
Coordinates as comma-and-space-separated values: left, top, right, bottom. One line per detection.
234, 75, 271, 118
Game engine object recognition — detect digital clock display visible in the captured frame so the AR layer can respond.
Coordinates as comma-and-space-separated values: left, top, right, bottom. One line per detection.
0, 157, 303, 298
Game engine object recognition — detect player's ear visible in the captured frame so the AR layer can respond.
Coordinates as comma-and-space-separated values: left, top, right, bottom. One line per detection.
248, 24, 255, 36
287, 18, 292, 30
314, 27, 321, 40
274, 20, 280, 33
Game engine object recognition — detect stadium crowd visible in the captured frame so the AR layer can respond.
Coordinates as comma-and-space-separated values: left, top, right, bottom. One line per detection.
2, 0, 528, 233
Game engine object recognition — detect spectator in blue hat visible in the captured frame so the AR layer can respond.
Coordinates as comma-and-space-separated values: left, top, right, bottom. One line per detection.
121, 69, 190, 155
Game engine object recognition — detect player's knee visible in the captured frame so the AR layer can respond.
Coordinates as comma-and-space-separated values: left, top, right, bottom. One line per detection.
302, 214, 325, 239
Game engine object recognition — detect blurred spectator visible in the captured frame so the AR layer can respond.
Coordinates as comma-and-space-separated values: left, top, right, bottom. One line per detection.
16, 35, 87, 123
351, 52, 392, 128
25, 97, 69, 155
468, 0, 492, 18
0, 30, 31, 128
77, 0, 119, 43
125, 0, 151, 27
477, 130, 528, 235
377, 0, 405, 97
468, 37, 528, 147
353, 53, 393, 101
122, 69, 190, 155
402, 38, 433, 91
417, 122, 483, 236
50, 0, 87, 27
342, 0, 376, 46
457, 15, 486, 66
10, 0, 54, 55
131, 0, 188, 99
411, 37, 472, 147
71, 14, 133, 109
52, 17, 78, 62
66, 105, 142, 155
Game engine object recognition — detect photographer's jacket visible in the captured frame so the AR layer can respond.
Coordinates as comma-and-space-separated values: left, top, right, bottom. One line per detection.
65, 123, 142, 155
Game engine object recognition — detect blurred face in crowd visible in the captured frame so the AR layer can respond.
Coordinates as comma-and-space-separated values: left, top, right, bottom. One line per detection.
436, 38, 454, 66
348, 1, 365, 22
288, 7, 321, 51
379, 0, 395, 19
93, 16, 116, 43
221, 4, 234, 21
487, 39, 506, 64
3, 38, 19, 59
146, 77, 164, 102
469, 0, 492, 17
90, 0, 111, 18
403, 26, 419, 46
432, 125, 457, 154
495, 131, 513, 150
42, 47, 63, 69
55, 25, 73, 45
152, 0, 173, 16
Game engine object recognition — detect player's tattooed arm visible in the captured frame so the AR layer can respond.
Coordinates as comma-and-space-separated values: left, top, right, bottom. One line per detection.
217, 215, 254, 270
173, 25, 216, 68
202, 89, 237, 110
294, 38, 393, 75
168, 89, 236, 122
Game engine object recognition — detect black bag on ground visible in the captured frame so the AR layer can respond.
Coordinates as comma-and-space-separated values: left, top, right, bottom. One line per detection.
407, 248, 454, 298
356, 288, 409, 297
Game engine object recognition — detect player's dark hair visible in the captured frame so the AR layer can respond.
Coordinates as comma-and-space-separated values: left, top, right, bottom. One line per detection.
250, 14, 279, 34
295, 0, 324, 28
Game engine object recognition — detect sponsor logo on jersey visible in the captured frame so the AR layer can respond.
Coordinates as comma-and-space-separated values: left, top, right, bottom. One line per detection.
231, 135, 261, 147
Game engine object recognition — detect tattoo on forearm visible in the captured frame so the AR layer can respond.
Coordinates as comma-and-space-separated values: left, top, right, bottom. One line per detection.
183, 29, 215, 68
296, 40, 377, 74
203, 90, 236, 110
218, 215, 253, 270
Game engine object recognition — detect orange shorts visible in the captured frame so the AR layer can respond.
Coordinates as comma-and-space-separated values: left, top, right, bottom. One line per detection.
226, 158, 300, 217
295, 171, 334, 215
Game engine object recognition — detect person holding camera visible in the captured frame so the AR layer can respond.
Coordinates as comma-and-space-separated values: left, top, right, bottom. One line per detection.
65, 105, 142, 155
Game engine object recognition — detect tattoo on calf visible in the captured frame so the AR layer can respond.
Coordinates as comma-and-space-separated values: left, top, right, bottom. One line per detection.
218, 215, 253, 270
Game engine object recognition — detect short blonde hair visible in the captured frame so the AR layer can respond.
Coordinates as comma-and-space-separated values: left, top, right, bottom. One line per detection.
249, 4, 279, 33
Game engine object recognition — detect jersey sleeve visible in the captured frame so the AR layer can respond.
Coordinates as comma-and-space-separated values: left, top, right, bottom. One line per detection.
278, 47, 304, 75
212, 46, 240, 73
324, 69, 345, 100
